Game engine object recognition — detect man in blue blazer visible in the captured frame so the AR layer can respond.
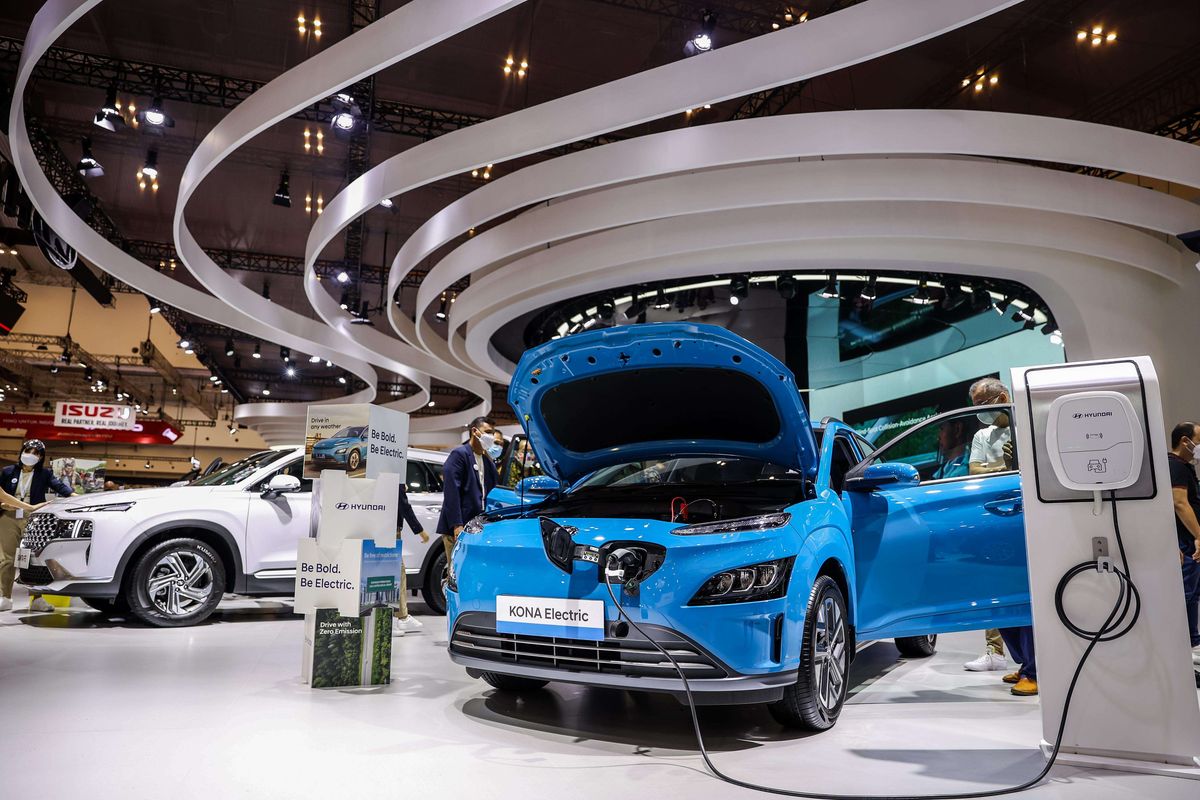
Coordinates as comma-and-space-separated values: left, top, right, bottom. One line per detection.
437, 416, 499, 564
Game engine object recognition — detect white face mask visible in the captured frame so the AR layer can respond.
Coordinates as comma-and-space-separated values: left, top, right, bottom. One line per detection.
19, 453, 39, 467
976, 411, 1000, 425
478, 433, 495, 452
1189, 440, 1200, 465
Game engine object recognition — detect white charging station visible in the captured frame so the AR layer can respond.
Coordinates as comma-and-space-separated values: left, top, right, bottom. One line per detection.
1012, 357, 1200, 778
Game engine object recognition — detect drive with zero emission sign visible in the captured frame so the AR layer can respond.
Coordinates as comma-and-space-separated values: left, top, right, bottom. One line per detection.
495, 596, 606, 640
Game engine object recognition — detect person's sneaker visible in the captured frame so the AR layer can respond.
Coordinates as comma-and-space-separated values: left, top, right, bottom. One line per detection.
1002, 672, 1021, 684
963, 652, 1007, 671
29, 597, 54, 612
392, 615, 424, 636
1011, 677, 1039, 696
0, 597, 11, 612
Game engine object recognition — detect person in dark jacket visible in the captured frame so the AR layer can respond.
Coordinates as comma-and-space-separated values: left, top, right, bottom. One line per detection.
437, 416, 499, 566
0, 440, 73, 612
393, 482, 430, 636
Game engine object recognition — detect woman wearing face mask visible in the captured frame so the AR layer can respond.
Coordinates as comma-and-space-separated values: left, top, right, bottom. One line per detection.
0, 440, 73, 612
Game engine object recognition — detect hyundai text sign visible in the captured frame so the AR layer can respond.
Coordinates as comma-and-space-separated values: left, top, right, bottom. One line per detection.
54, 402, 135, 430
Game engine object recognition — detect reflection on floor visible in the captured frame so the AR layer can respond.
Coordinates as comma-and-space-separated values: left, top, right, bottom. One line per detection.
2, 586, 1196, 800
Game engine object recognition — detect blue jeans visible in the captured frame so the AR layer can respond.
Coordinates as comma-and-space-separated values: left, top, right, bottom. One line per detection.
999, 626, 1036, 680
1182, 547, 1200, 648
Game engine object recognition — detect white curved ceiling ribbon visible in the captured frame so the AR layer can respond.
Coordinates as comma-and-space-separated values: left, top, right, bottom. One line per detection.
298, 0, 1022, 347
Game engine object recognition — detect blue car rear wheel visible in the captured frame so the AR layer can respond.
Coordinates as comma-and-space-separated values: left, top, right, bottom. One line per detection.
768, 575, 849, 730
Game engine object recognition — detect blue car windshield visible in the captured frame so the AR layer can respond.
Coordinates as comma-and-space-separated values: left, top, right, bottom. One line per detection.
330, 426, 366, 439
574, 456, 800, 489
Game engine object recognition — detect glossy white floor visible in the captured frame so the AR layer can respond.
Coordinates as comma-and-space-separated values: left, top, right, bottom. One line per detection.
2, 585, 1196, 800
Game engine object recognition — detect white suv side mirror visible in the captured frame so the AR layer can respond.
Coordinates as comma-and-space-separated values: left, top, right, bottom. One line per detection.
262, 473, 301, 498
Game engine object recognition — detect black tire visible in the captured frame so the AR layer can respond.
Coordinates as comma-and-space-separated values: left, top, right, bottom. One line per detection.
894, 634, 938, 658
81, 596, 127, 616
480, 672, 549, 692
422, 548, 448, 616
124, 538, 225, 627
768, 575, 850, 731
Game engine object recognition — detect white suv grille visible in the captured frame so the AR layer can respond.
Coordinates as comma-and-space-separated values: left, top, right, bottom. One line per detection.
19, 514, 92, 554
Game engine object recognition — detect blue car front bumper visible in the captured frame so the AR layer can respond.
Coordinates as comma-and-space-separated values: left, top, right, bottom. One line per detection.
446, 518, 805, 704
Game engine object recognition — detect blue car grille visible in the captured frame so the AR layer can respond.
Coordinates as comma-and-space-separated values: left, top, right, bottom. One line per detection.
451, 614, 727, 679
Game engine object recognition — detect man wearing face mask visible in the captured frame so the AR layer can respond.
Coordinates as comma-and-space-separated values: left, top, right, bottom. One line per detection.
0, 440, 73, 612
968, 377, 1017, 476
487, 430, 506, 462
437, 416, 500, 567
1167, 422, 1200, 664
961, 378, 1036, 693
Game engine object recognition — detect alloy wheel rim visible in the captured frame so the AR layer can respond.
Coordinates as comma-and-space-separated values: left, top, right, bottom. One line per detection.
146, 551, 213, 617
813, 594, 847, 717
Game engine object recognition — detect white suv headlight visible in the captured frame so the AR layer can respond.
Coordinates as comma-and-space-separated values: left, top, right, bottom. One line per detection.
64, 501, 136, 513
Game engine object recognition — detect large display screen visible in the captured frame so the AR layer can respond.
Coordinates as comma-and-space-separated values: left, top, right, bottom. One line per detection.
842, 375, 997, 451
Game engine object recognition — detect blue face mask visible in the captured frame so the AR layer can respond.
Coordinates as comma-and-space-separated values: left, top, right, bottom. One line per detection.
487, 445, 503, 460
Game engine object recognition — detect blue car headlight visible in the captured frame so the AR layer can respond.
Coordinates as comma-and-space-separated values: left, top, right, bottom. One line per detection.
334, 447, 347, 454
689, 556, 794, 606
672, 512, 790, 536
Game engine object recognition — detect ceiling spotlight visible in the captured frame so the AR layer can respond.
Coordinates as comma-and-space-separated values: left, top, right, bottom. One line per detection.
598, 299, 615, 321
818, 274, 840, 300
224, 338, 235, 357
76, 137, 104, 178
84, 366, 94, 382
141, 150, 159, 180
654, 287, 670, 309
436, 292, 450, 321
252, 342, 262, 359
685, 10, 717, 55
336, 270, 351, 284
229, 422, 239, 435
427, 400, 436, 408
147, 297, 162, 314
338, 373, 348, 385
906, 279, 936, 306
280, 346, 291, 364
285, 365, 296, 377
339, 289, 351, 310
177, 337, 191, 350
349, 300, 373, 325
273, 170, 291, 207
331, 111, 356, 131
940, 282, 968, 312
970, 285, 991, 311
729, 275, 749, 306
860, 276, 878, 302
208, 374, 219, 383
50, 364, 59, 374
262, 388, 271, 396
309, 354, 322, 363
379, 197, 394, 209
137, 96, 174, 129
775, 275, 797, 300
145, 460, 152, 469
93, 85, 125, 131
262, 281, 271, 301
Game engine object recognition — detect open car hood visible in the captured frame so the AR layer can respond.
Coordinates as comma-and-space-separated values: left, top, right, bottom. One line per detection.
508, 323, 818, 485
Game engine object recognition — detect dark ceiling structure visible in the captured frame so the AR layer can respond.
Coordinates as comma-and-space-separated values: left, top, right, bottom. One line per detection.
1, 0, 1197, 423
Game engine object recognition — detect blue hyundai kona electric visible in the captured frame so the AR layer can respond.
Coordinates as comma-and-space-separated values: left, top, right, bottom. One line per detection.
446, 322, 1031, 731
311, 425, 368, 472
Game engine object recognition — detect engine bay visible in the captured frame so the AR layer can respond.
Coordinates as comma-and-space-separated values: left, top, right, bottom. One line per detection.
527, 481, 805, 523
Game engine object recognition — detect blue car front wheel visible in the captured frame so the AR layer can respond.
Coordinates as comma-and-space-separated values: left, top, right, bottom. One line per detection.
769, 575, 849, 730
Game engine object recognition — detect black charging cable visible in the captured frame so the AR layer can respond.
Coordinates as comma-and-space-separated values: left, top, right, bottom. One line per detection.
601, 491, 1141, 800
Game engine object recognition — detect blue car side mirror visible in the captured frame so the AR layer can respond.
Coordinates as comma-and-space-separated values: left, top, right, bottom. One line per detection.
845, 462, 920, 491
515, 475, 561, 496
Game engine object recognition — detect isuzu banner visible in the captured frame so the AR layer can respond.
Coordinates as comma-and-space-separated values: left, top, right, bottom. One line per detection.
54, 402, 135, 430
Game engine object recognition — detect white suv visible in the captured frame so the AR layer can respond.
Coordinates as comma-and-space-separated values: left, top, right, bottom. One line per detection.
15, 446, 449, 627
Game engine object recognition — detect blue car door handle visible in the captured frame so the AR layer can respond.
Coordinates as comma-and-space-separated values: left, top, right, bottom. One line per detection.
984, 497, 1024, 516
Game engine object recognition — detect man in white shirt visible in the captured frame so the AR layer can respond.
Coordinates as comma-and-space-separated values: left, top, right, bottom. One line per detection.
968, 377, 1015, 476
